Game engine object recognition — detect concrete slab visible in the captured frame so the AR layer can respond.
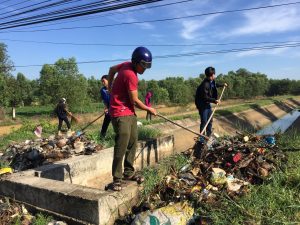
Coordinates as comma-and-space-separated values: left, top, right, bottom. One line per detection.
0, 135, 174, 225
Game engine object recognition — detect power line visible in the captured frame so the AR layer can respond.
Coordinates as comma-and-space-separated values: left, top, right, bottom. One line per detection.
0, 0, 31, 11
0, 0, 13, 5
0, 0, 86, 21
1, 37, 300, 47
0, 1, 299, 32
22, 0, 194, 29
7, 42, 300, 68
0, 0, 165, 30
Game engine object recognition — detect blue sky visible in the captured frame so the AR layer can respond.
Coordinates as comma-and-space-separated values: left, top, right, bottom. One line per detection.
0, 0, 300, 80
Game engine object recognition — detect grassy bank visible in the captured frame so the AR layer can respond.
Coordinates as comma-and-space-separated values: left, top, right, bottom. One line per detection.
0, 95, 298, 127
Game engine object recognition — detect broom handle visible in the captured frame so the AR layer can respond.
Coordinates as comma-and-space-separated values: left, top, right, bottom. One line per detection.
81, 113, 105, 132
157, 113, 208, 139
200, 86, 226, 135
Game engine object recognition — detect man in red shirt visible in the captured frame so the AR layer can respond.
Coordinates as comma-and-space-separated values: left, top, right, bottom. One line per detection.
107, 47, 156, 191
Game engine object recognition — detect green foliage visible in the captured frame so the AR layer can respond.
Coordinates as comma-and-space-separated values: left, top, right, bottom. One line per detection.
86, 126, 162, 149
159, 77, 190, 105
87, 76, 101, 102
32, 213, 53, 225
142, 154, 189, 198
0, 43, 13, 75
138, 126, 161, 140
39, 57, 89, 110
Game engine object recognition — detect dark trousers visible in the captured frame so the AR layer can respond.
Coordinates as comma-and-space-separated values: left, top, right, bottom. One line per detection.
111, 115, 137, 181
100, 114, 111, 138
58, 117, 71, 131
199, 107, 213, 136
146, 111, 152, 120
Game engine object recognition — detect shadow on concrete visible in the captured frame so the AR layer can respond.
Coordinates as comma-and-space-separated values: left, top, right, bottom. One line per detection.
33, 163, 73, 183
273, 100, 295, 113
218, 100, 300, 133
217, 111, 257, 133
139, 139, 158, 168
287, 98, 300, 107
249, 104, 278, 122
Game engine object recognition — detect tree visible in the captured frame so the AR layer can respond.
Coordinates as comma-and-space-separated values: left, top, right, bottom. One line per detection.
0, 43, 13, 75
16, 73, 34, 106
159, 77, 190, 105
87, 76, 101, 102
39, 58, 88, 110
0, 43, 18, 118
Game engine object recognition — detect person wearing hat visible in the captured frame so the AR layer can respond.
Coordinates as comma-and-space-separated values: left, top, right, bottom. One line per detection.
195, 67, 227, 137
106, 46, 157, 191
55, 98, 72, 135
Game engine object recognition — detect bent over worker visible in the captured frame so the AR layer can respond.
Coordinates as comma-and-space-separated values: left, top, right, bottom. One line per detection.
107, 46, 157, 191
55, 98, 72, 135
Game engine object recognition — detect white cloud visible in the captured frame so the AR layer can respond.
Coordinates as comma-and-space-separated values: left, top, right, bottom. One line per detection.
229, 3, 300, 36
180, 16, 218, 40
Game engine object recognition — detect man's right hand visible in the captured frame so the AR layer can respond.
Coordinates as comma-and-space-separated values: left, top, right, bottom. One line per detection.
104, 108, 109, 114
215, 100, 220, 105
148, 107, 157, 116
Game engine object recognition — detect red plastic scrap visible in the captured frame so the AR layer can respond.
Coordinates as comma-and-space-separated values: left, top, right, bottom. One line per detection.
233, 152, 242, 163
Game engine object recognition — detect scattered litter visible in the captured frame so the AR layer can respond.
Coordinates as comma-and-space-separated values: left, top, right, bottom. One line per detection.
0, 133, 103, 172
139, 133, 286, 214
131, 202, 194, 225
34, 125, 43, 138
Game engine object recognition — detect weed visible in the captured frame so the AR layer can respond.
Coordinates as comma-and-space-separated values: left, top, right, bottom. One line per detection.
138, 126, 161, 140
32, 213, 53, 225
141, 154, 189, 198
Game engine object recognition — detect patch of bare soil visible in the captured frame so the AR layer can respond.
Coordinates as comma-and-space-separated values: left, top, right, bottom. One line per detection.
0, 124, 22, 136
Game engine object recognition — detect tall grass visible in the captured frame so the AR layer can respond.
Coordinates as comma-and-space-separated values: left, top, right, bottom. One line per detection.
142, 154, 189, 198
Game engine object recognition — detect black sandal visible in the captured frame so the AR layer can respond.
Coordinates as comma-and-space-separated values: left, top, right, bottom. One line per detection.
105, 181, 122, 191
123, 173, 144, 184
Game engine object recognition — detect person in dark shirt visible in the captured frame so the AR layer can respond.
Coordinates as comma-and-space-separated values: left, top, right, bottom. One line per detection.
55, 98, 72, 135
195, 67, 227, 137
100, 75, 111, 138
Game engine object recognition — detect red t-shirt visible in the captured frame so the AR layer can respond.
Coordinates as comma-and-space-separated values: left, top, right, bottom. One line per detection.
109, 62, 138, 117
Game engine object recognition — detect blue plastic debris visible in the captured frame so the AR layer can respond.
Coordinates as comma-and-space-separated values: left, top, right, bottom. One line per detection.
199, 136, 205, 143
265, 136, 275, 145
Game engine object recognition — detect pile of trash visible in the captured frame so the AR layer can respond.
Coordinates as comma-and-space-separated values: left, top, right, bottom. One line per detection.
145, 133, 285, 206
0, 133, 103, 172
129, 133, 287, 224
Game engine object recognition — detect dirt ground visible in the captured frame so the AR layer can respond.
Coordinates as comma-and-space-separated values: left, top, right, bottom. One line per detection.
0, 124, 22, 136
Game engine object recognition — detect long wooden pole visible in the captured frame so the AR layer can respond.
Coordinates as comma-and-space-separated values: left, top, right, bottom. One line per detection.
157, 113, 209, 139
200, 86, 226, 135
